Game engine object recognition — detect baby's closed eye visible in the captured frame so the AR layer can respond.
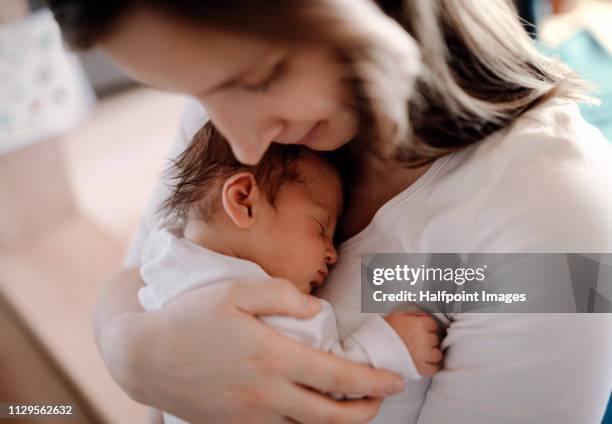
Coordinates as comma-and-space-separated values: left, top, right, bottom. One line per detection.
315, 219, 326, 235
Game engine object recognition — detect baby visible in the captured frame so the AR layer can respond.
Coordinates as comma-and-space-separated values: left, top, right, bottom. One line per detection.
139, 122, 441, 424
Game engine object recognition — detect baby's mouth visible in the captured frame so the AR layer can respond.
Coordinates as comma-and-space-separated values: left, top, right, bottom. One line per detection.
311, 270, 328, 289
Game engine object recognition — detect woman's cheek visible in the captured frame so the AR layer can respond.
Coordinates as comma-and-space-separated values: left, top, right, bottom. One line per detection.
276, 90, 334, 122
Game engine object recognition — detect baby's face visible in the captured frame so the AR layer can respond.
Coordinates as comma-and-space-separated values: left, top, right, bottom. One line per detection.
252, 155, 343, 293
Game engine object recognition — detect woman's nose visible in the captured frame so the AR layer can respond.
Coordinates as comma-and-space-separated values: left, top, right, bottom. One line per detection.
233, 120, 287, 164
260, 119, 286, 144
228, 138, 270, 165
203, 101, 286, 164
221, 127, 272, 165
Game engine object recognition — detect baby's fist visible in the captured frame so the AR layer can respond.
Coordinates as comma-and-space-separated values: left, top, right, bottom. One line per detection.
384, 313, 442, 377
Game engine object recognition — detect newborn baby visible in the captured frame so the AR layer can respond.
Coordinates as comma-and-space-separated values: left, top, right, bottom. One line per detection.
139, 122, 441, 424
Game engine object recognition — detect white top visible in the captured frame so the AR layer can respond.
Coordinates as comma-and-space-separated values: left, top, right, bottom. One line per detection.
138, 227, 421, 424
126, 98, 612, 423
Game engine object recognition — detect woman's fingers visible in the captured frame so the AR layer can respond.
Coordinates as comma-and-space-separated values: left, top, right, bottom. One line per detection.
287, 343, 404, 398
226, 278, 322, 318
278, 383, 383, 424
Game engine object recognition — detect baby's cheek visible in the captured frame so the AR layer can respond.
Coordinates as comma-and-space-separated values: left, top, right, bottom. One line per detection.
295, 243, 318, 270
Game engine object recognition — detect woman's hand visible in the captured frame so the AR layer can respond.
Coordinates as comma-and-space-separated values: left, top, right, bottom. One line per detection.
94, 269, 406, 424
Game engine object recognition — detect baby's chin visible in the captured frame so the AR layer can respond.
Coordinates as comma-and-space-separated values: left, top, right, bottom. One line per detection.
299, 281, 315, 294
293, 279, 317, 294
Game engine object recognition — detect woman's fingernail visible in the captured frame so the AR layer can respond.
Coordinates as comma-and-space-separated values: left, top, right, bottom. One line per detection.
389, 379, 405, 394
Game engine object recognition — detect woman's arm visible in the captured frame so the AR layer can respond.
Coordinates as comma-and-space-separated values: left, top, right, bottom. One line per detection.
93, 268, 149, 398
264, 302, 439, 384
93, 269, 406, 423
94, 99, 404, 422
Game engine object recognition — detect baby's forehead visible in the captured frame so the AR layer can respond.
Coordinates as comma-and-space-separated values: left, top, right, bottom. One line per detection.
296, 152, 341, 182
293, 154, 343, 213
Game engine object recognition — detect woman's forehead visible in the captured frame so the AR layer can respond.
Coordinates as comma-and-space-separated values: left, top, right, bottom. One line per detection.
99, 6, 281, 95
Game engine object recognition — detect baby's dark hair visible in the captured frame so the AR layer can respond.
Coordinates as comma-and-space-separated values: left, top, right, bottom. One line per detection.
161, 121, 315, 222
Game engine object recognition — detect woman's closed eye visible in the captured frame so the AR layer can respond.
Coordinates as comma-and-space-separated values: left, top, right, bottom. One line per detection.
241, 58, 288, 93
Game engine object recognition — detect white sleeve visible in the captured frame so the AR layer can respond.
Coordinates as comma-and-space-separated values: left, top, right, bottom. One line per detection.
123, 98, 208, 268
263, 301, 421, 380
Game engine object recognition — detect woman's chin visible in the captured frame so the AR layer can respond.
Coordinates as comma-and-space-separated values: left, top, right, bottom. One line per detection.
306, 132, 352, 151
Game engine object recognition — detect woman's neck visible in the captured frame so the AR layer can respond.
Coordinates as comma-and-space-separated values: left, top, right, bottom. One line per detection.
336, 154, 432, 242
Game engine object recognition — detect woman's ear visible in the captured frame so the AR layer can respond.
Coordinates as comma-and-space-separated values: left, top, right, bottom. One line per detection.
221, 172, 261, 229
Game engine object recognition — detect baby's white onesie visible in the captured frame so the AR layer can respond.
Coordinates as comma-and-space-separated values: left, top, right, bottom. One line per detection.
139, 226, 421, 424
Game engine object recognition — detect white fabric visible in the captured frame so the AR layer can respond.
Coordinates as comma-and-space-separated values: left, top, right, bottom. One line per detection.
317, 99, 612, 424
123, 99, 207, 268
126, 97, 612, 423
138, 227, 421, 424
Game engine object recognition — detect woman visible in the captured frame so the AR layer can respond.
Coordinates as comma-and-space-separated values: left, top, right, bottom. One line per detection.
49, 0, 612, 423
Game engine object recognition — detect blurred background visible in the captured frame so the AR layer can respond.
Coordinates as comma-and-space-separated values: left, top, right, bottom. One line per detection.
0, 0, 610, 423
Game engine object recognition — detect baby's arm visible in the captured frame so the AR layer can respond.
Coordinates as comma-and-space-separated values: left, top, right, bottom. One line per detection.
263, 301, 440, 381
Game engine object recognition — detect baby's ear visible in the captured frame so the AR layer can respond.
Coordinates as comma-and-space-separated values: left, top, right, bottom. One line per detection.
221, 172, 260, 229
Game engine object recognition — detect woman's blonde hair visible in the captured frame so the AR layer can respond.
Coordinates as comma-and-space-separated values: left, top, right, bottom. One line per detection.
51, 0, 592, 165
314, 0, 593, 165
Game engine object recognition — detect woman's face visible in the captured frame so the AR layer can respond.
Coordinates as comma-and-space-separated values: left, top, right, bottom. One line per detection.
100, 7, 359, 164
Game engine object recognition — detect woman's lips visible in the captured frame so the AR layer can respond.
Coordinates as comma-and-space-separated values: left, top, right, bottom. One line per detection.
294, 121, 324, 145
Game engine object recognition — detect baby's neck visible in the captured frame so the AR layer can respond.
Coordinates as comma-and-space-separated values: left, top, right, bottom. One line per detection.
183, 218, 239, 258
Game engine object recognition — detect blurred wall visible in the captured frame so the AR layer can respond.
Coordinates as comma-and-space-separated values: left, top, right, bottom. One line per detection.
28, 0, 137, 97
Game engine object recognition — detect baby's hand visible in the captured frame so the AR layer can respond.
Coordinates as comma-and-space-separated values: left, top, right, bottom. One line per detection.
384, 312, 442, 377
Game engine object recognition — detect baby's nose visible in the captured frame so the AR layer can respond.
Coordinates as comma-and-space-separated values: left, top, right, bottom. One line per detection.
326, 245, 338, 265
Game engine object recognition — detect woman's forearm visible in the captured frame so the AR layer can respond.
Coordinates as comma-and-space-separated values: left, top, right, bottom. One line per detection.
93, 268, 144, 341
92, 272, 405, 422
93, 268, 154, 401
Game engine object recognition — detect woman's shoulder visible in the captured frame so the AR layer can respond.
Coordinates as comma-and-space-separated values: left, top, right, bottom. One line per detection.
508, 99, 610, 162
456, 99, 612, 252
499, 100, 612, 191
465, 99, 610, 169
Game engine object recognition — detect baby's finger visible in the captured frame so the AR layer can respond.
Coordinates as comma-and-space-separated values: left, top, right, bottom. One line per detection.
421, 316, 440, 332
428, 348, 443, 364
427, 333, 439, 347
418, 362, 440, 377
